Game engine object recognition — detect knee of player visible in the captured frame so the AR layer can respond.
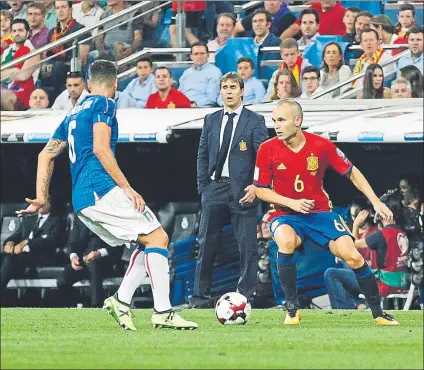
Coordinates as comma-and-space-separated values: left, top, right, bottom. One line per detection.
345, 252, 364, 269
324, 268, 337, 281
277, 239, 296, 254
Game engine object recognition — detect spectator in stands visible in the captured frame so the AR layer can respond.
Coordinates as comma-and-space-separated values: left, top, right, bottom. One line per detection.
146, 66, 191, 109
395, 3, 415, 39
204, 1, 234, 41
39, 0, 57, 29
371, 15, 407, 57
295, 0, 346, 36
132, 1, 162, 49
94, 0, 142, 60
72, 0, 103, 37
397, 26, 423, 76
320, 41, 352, 97
234, 1, 300, 40
7, 0, 28, 20
169, 0, 205, 48
218, 57, 266, 106
352, 29, 397, 89
399, 174, 422, 211
400, 65, 424, 98
1, 10, 13, 55
1, 201, 62, 303
1, 19, 39, 109
27, 2, 50, 48
268, 69, 300, 101
28, 88, 49, 109
51, 71, 89, 110
343, 6, 360, 34
355, 194, 409, 297
342, 10, 372, 58
207, 12, 235, 63
264, 38, 310, 100
56, 214, 122, 308
178, 42, 222, 107
297, 8, 320, 48
121, 57, 157, 108
390, 78, 412, 98
300, 66, 324, 98
251, 10, 281, 60
357, 63, 391, 99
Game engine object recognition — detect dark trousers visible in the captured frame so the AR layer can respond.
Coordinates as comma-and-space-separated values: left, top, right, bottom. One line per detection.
193, 180, 258, 302
57, 260, 104, 307
1, 253, 34, 291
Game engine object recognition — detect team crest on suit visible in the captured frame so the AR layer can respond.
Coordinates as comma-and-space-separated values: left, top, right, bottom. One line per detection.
307, 154, 319, 175
239, 140, 247, 151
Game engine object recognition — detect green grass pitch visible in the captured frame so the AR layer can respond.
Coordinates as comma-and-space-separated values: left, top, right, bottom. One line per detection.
1, 308, 422, 369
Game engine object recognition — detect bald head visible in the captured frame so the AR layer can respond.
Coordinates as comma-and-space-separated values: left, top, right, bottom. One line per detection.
29, 89, 49, 109
272, 100, 304, 142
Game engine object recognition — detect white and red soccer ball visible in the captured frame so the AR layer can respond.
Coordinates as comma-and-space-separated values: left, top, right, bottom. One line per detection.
215, 292, 252, 325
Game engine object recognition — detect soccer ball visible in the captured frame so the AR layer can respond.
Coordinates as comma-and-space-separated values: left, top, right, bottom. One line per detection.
215, 292, 252, 325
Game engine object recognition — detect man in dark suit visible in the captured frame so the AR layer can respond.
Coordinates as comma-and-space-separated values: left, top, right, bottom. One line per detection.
193, 72, 269, 307
1, 203, 62, 300
251, 10, 282, 61
57, 213, 123, 307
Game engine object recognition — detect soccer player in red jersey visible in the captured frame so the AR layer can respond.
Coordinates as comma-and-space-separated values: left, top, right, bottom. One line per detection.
254, 100, 399, 326
146, 67, 192, 109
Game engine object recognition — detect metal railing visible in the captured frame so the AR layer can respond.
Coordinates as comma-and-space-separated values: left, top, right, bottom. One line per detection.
310, 48, 408, 100
1, 1, 171, 72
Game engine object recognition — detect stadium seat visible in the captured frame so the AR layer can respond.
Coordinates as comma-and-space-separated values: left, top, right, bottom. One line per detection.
0, 216, 22, 248
0, 202, 28, 221
157, 202, 200, 243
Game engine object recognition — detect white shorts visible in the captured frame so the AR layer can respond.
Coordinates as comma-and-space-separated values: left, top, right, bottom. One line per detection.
77, 186, 161, 247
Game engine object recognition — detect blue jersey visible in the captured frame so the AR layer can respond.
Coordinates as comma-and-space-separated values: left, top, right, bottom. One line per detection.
52, 95, 118, 213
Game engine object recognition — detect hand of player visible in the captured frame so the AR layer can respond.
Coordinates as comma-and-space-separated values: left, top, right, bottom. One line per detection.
239, 185, 256, 204
71, 257, 84, 271
374, 200, 393, 222
83, 250, 101, 264
288, 198, 315, 214
122, 186, 146, 213
15, 198, 46, 216
13, 243, 24, 254
353, 210, 369, 228
3, 241, 15, 254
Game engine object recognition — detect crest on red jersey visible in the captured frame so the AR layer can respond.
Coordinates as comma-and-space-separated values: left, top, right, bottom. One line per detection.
307, 154, 319, 175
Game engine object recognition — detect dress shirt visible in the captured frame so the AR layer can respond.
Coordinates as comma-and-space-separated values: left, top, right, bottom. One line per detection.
122, 74, 157, 108
72, 3, 104, 36
178, 63, 222, 107
297, 33, 320, 47
24, 213, 50, 252
212, 103, 244, 179
397, 51, 423, 76
29, 26, 50, 49
115, 90, 136, 108
52, 89, 90, 111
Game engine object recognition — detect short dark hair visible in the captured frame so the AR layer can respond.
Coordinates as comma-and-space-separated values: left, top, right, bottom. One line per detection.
398, 3, 416, 16
55, 1, 73, 9
155, 66, 172, 78
88, 60, 117, 87
321, 41, 344, 73
66, 71, 84, 81
346, 6, 361, 14
27, 2, 46, 16
136, 57, 153, 68
11, 18, 30, 32
302, 66, 320, 79
217, 12, 236, 26
237, 57, 254, 70
360, 28, 379, 42
190, 42, 208, 54
220, 72, 244, 90
407, 25, 424, 39
252, 9, 272, 23
299, 8, 320, 24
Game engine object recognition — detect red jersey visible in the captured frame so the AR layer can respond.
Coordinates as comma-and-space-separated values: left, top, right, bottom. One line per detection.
172, 1, 206, 12
146, 88, 192, 109
254, 131, 353, 219
295, 2, 346, 36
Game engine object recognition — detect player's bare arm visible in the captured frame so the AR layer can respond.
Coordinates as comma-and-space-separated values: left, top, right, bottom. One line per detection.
256, 187, 314, 214
93, 122, 145, 212
16, 139, 67, 216
349, 166, 393, 221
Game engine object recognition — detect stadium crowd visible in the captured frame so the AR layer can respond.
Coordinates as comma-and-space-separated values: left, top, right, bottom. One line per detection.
0, 0, 423, 110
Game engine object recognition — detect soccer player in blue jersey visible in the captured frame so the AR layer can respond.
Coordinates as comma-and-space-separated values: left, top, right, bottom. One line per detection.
17, 60, 198, 331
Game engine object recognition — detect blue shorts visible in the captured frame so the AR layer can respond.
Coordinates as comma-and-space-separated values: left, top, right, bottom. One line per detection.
268, 212, 353, 249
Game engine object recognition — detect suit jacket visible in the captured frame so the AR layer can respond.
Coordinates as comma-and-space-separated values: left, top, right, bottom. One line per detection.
197, 106, 268, 202
260, 32, 282, 60
5, 213, 62, 253
67, 213, 122, 260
